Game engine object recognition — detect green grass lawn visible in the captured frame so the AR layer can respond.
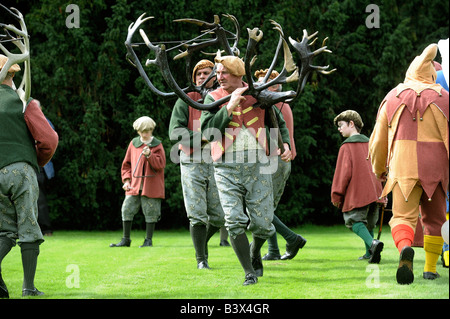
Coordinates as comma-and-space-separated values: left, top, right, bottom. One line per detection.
1, 225, 448, 300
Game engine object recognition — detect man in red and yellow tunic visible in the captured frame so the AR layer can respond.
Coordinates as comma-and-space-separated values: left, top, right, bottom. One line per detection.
254, 69, 307, 261
201, 55, 291, 285
169, 59, 225, 270
369, 44, 449, 284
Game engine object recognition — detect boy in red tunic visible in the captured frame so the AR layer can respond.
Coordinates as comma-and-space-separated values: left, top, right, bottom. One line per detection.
331, 110, 385, 263
110, 116, 166, 248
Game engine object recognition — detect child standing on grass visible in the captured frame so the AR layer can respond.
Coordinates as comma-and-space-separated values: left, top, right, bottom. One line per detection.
331, 110, 385, 263
110, 116, 166, 248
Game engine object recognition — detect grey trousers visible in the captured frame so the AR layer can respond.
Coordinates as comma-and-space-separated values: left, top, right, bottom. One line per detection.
121, 195, 161, 223
0, 162, 44, 245
213, 151, 275, 239
180, 152, 225, 228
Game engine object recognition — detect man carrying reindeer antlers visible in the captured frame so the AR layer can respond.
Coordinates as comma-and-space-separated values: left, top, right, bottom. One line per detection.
1, 5, 58, 298
169, 59, 225, 270
201, 55, 292, 285
125, 12, 334, 285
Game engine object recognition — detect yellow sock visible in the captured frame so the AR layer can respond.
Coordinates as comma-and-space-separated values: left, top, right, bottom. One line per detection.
423, 235, 444, 273
444, 250, 449, 267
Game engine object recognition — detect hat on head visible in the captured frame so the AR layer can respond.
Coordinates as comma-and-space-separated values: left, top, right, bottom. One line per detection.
333, 110, 364, 130
404, 43, 438, 85
214, 55, 245, 77
254, 69, 279, 81
0, 54, 21, 73
192, 59, 214, 82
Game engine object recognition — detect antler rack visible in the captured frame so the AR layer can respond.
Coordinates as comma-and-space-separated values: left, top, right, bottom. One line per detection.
0, 4, 31, 111
125, 13, 335, 111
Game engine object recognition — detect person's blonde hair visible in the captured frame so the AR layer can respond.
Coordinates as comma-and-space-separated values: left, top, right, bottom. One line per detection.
254, 69, 279, 80
133, 116, 156, 132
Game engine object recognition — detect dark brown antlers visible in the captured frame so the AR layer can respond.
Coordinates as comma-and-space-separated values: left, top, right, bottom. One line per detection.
243, 21, 336, 110
124, 14, 335, 111
125, 14, 237, 110
289, 29, 336, 98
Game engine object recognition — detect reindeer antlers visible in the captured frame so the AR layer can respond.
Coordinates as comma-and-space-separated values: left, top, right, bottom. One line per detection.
125, 13, 335, 110
125, 14, 235, 110
0, 4, 31, 111
288, 29, 336, 97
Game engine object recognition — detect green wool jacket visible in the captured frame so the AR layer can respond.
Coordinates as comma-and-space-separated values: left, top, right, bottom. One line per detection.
0, 84, 38, 170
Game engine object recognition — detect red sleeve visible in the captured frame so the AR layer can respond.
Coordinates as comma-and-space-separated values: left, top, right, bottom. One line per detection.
146, 143, 166, 170
331, 145, 352, 208
23, 99, 59, 167
279, 103, 296, 159
121, 142, 133, 182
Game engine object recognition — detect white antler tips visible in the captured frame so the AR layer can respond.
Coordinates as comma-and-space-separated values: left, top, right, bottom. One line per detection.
0, 5, 31, 109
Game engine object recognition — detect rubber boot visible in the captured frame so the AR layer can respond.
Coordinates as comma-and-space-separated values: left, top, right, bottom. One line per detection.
219, 227, 230, 246
0, 237, 14, 298
250, 235, 266, 277
110, 221, 132, 247
205, 224, 220, 260
190, 224, 209, 269
229, 233, 257, 285
140, 223, 155, 247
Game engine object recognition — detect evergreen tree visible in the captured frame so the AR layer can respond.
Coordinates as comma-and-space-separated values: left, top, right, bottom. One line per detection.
2, 0, 447, 229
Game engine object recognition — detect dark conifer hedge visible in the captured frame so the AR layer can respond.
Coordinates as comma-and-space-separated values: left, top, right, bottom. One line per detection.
3, 0, 447, 229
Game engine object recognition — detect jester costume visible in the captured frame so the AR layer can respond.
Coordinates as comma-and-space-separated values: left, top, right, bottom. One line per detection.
369, 44, 449, 284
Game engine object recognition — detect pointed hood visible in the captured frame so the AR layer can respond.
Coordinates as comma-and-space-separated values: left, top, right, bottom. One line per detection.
397, 44, 442, 94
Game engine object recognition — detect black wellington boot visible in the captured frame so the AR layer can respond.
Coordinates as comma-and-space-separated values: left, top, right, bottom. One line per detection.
190, 224, 209, 269
230, 233, 257, 285
250, 235, 266, 277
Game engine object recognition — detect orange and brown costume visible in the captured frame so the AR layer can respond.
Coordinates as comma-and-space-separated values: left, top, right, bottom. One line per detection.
369, 44, 448, 278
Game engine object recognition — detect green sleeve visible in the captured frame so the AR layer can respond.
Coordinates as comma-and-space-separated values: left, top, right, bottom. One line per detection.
168, 98, 202, 148
271, 105, 291, 148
